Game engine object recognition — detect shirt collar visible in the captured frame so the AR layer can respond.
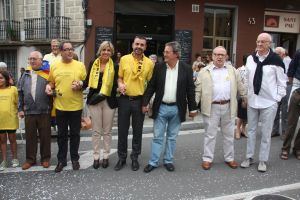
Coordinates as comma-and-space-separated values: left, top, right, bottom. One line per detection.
212, 64, 227, 70
256, 49, 270, 60
166, 60, 179, 70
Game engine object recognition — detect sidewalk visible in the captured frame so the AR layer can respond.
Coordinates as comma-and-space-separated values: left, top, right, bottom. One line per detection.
16, 112, 204, 139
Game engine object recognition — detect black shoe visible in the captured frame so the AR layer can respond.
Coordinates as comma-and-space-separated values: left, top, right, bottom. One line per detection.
131, 160, 140, 171
55, 162, 66, 173
72, 161, 80, 170
144, 164, 156, 173
164, 163, 175, 172
102, 159, 109, 168
93, 159, 100, 169
114, 160, 126, 171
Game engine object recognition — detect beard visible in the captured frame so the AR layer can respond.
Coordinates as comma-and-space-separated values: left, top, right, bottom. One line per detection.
133, 48, 144, 55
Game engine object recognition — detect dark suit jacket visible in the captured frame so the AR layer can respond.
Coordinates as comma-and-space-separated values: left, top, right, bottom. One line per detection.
142, 61, 197, 122
83, 60, 118, 109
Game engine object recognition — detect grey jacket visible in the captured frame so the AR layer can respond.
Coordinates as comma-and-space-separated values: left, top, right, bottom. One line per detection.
18, 71, 51, 115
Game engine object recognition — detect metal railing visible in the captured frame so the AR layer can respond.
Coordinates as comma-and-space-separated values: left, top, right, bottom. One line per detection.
24, 16, 70, 40
0, 20, 21, 41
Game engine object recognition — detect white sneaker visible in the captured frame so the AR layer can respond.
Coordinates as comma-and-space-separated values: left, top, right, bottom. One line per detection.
258, 161, 267, 172
0, 160, 7, 171
240, 158, 254, 168
11, 159, 19, 168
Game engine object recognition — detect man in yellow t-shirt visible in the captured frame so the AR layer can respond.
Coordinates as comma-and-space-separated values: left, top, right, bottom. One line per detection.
46, 41, 86, 173
114, 36, 154, 171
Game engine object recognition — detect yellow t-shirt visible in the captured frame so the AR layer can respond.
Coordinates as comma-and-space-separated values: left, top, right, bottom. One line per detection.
48, 60, 86, 111
0, 86, 19, 130
118, 53, 154, 96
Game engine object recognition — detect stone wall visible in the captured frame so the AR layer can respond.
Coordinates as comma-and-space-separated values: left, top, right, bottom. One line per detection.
13, 0, 84, 42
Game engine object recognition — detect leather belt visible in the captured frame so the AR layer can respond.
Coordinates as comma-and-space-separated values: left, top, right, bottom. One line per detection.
162, 102, 176, 106
121, 95, 142, 101
212, 100, 230, 105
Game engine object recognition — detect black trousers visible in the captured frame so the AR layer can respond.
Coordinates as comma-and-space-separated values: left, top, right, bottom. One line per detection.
56, 109, 82, 164
117, 96, 145, 160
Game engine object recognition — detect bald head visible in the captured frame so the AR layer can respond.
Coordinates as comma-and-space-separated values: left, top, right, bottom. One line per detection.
256, 33, 272, 56
212, 46, 227, 68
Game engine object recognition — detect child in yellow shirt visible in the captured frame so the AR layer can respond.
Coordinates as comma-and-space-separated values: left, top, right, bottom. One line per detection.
0, 70, 19, 171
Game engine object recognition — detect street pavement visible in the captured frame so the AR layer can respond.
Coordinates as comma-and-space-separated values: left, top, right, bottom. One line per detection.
0, 115, 300, 200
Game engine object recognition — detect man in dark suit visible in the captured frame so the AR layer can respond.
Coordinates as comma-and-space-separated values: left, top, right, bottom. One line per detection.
142, 41, 197, 173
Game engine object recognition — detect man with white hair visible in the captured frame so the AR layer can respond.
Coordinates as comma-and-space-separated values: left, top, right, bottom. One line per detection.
240, 33, 286, 172
271, 47, 291, 139
18, 51, 52, 170
43, 39, 61, 64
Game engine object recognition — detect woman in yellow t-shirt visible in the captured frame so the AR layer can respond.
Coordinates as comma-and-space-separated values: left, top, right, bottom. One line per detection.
0, 70, 19, 171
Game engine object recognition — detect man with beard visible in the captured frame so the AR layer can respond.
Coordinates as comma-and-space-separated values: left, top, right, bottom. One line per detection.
114, 36, 154, 171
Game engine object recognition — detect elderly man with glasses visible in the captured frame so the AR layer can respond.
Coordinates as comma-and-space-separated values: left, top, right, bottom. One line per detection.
18, 51, 52, 170
195, 46, 246, 170
240, 33, 286, 172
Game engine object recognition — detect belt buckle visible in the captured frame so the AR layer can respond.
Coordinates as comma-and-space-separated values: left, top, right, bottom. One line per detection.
129, 96, 134, 101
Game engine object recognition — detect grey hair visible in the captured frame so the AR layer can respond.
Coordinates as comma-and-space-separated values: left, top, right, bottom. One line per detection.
30, 51, 43, 59
165, 41, 181, 58
0, 62, 7, 69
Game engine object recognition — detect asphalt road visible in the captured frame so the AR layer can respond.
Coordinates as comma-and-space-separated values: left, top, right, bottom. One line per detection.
0, 116, 300, 200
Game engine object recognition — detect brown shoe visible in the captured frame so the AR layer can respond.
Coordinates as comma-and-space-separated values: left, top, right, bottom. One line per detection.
225, 160, 238, 169
41, 161, 50, 168
202, 161, 212, 170
22, 162, 35, 170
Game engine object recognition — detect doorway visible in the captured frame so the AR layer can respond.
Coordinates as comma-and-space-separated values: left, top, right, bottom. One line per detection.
269, 33, 297, 57
115, 13, 174, 60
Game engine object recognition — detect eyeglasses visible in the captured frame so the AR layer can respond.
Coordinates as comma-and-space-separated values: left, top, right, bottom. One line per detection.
256, 40, 270, 44
62, 48, 75, 52
28, 57, 40, 61
213, 53, 226, 57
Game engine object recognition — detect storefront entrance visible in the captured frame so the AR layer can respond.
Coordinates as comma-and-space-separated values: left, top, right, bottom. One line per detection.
114, 0, 174, 61
269, 33, 298, 57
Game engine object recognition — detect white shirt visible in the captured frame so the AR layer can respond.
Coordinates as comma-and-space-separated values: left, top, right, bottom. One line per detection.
162, 61, 179, 103
283, 56, 291, 74
246, 53, 287, 109
31, 71, 38, 101
212, 65, 231, 101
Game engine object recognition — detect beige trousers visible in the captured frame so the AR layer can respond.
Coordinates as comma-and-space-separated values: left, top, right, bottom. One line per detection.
202, 103, 235, 162
88, 99, 115, 160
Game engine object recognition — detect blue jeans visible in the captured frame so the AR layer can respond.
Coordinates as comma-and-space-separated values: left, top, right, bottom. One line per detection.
149, 104, 181, 167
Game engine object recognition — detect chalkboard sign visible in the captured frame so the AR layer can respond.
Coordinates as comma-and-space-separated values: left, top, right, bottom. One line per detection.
175, 30, 192, 64
95, 27, 113, 52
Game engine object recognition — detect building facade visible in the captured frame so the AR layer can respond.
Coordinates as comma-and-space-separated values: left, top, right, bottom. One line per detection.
0, 0, 85, 80
1, 0, 299, 79
84, 0, 300, 67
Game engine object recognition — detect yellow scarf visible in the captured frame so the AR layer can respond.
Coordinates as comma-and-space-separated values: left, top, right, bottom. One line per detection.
88, 58, 115, 96
26, 66, 49, 80
131, 53, 144, 80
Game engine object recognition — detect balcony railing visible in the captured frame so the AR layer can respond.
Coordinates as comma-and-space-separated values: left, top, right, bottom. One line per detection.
0, 20, 21, 41
24, 16, 70, 40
